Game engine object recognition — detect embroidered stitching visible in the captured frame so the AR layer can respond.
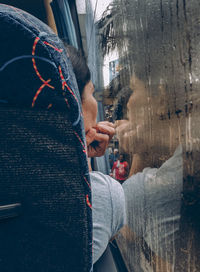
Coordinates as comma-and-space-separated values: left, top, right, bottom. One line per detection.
86, 194, 92, 209
83, 175, 91, 189
32, 37, 54, 88
32, 79, 51, 107
58, 66, 78, 103
43, 41, 63, 53
73, 130, 86, 153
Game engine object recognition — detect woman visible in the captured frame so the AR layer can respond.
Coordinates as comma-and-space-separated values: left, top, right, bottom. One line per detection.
66, 45, 126, 264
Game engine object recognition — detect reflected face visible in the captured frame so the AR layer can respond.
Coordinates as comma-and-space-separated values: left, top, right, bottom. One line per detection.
116, 76, 148, 154
116, 75, 171, 174
128, 76, 148, 122
82, 80, 98, 133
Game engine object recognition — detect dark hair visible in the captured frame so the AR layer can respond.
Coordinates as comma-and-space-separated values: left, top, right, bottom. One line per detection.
113, 86, 133, 121
65, 45, 91, 98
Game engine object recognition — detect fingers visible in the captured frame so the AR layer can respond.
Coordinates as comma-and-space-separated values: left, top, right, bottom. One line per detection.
95, 121, 115, 141
85, 128, 97, 146
95, 121, 115, 131
115, 120, 131, 137
89, 132, 109, 157
86, 121, 115, 158
94, 132, 109, 143
87, 132, 110, 157
96, 121, 115, 127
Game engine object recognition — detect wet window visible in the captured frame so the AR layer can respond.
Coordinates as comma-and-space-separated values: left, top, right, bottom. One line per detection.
83, 0, 200, 270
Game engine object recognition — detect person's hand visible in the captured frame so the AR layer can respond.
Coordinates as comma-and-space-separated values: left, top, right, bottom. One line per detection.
115, 120, 145, 154
86, 121, 115, 157
115, 120, 132, 152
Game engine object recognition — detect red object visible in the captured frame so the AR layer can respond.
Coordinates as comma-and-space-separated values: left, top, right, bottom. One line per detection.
112, 160, 129, 182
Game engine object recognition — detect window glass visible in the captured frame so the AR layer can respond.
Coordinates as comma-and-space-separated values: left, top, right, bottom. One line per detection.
51, 0, 78, 48
86, 0, 200, 270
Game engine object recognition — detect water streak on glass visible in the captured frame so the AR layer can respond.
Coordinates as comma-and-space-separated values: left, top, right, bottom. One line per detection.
88, 0, 200, 270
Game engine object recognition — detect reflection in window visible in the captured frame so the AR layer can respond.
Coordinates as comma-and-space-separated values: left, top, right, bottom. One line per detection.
95, 0, 200, 271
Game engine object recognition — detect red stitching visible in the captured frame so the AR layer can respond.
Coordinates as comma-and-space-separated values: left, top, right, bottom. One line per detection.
32, 37, 40, 56
43, 41, 63, 53
47, 103, 52, 109
58, 66, 79, 103
58, 66, 68, 90
83, 176, 91, 189
86, 194, 92, 209
32, 79, 51, 107
64, 81, 79, 103
73, 130, 86, 153
59, 66, 65, 81
32, 37, 54, 89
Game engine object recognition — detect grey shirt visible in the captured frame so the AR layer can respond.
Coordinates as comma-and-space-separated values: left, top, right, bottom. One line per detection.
123, 145, 183, 264
90, 171, 126, 264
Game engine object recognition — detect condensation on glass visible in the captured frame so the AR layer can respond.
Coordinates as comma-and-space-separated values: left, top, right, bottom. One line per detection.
92, 0, 200, 271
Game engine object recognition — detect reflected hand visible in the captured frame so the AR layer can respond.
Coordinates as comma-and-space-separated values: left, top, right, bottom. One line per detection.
86, 121, 115, 157
115, 120, 132, 152
115, 120, 145, 153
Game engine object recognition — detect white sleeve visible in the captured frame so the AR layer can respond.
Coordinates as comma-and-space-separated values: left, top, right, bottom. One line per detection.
90, 171, 126, 263
122, 145, 183, 259
108, 174, 126, 236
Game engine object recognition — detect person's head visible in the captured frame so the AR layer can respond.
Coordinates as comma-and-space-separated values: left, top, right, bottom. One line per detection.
114, 148, 118, 155
65, 45, 90, 97
66, 45, 98, 133
114, 73, 171, 175
119, 154, 125, 162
